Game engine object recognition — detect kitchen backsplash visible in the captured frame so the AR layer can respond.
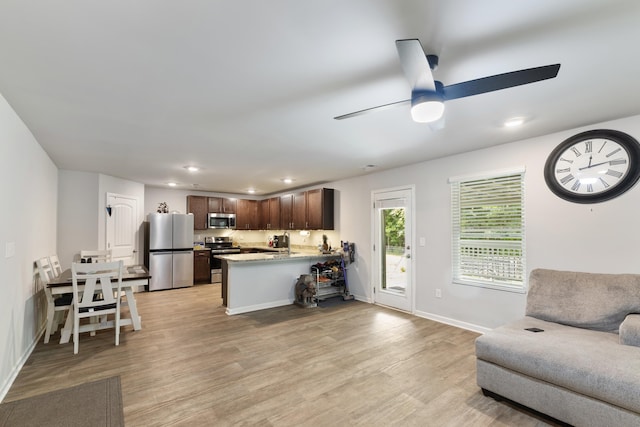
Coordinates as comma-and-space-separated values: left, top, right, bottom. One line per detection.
194, 229, 342, 251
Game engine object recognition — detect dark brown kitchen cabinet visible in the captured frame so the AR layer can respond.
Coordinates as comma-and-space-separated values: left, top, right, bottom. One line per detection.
187, 195, 209, 230
307, 188, 334, 230
280, 194, 293, 230
259, 199, 270, 230
280, 188, 334, 230
236, 199, 259, 229
268, 197, 281, 229
259, 197, 281, 230
194, 250, 211, 284
208, 197, 237, 214
292, 192, 307, 230
280, 192, 305, 230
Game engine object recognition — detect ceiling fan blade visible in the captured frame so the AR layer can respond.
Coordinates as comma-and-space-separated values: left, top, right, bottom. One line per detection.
334, 99, 410, 120
395, 39, 436, 92
442, 64, 560, 101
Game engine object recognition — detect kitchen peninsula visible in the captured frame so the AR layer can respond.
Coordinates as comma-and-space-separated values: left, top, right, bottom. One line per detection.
218, 252, 341, 315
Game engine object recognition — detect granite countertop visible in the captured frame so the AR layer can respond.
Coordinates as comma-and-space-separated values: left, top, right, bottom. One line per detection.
216, 251, 340, 263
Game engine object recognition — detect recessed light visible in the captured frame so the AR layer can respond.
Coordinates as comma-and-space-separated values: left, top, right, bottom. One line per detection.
282, 178, 293, 184
504, 117, 526, 128
247, 188, 256, 194
362, 164, 377, 171
184, 166, 199, 172
167, 182, 177, 187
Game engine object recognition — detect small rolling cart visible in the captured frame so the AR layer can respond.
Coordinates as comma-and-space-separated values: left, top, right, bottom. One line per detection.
311, 242, 355, 305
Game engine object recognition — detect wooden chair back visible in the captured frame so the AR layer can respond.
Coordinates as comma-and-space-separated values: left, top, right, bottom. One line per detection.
36, 257, 56, 284
71, 260, 123, 354
37, 256, 72, 343
49, 254, 63, 277
80, 249, 112, 263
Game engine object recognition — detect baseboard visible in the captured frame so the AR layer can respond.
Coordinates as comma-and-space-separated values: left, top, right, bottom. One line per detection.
225, 299, 293, 315
352, 294, 371, 303
0, 325, 45, 402
413, 310, 491, 334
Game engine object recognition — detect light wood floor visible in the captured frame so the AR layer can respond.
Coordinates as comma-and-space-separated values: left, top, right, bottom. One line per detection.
5, 284, 558, 426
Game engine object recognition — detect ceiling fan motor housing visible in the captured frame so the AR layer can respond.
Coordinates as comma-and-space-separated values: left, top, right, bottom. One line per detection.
411, 84, 445, 123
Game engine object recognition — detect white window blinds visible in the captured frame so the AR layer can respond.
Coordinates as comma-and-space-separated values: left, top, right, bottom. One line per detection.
451, 170, 525, 291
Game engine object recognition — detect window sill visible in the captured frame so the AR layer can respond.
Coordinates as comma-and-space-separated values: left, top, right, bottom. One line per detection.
453, 279, 526, 294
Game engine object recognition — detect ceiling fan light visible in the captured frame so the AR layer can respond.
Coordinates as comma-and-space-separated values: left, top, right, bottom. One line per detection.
410, 92, 444, 123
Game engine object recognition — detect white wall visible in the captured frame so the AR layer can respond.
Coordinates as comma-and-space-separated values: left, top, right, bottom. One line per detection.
57, 170, 99, 268
0, 93, 58, 399
57, 172, 144, 266
331, 115, 640, 331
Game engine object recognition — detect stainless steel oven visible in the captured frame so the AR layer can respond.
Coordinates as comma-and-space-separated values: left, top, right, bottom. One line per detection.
205, 236, 240, 283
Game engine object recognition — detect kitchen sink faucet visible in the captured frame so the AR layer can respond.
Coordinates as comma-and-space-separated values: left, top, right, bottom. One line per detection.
283, 231, 290, 255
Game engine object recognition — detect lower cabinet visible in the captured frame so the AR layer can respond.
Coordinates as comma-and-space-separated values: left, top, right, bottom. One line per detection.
194, 250, 211, 284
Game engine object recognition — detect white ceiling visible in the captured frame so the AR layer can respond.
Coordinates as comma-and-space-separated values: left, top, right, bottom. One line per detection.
2, 0, 640, 195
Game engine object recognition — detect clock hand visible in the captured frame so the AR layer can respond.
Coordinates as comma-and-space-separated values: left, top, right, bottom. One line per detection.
578, 159, 623, 171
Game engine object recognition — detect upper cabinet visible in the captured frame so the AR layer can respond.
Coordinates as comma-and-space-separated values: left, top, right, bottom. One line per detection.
307, 188, 334, 230
236, 199, 258, 230
186, 195, 209, 230
208, 197, 236, 214
259, 197, 281, 230
186, 188, 333, 231
281, 191, 307, 230
280, 194, 293, 230
280, 188, 334, 230
292, 191, 307, 230
269, 197, 281, 230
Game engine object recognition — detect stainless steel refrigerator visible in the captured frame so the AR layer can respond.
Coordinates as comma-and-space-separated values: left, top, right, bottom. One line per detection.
148, 213, 194, 291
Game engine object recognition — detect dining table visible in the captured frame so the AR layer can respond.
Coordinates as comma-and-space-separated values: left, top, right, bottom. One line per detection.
47, 265, 151, 344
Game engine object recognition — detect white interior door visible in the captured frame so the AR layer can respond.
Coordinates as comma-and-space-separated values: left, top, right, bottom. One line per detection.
106, 193, 139, 266
373, 188, 413, 312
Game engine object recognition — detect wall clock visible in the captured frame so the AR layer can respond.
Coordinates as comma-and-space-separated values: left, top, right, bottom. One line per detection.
544, 129, 640, 203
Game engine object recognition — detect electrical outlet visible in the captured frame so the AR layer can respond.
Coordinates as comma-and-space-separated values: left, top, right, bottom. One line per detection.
435, 288, 442, 298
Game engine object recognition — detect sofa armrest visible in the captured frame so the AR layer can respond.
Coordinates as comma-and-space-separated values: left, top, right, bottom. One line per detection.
619, 314, 640, 347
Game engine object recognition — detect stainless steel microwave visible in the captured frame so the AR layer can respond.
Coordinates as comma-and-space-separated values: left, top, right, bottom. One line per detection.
208, 212, 236, 229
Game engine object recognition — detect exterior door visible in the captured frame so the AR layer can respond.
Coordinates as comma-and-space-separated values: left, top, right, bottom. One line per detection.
106, 193, 139, 266
373, 188, 413, 312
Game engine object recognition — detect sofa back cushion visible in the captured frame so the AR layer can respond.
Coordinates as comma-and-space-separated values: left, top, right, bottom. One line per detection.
526, 269, 640, 332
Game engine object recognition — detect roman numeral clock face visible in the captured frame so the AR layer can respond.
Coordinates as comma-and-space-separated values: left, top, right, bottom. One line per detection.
544, 130, 640, 203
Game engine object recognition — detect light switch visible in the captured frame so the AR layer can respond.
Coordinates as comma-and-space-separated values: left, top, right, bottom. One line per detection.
5, 242, 15, 258
419, 237, 426, 247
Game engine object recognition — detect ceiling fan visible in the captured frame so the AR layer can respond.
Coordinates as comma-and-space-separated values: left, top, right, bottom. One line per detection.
334, 39, 560, 123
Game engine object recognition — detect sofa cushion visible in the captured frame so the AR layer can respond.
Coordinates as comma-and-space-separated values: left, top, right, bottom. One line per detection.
620, 314, 640, 347
526, 269, 640, 332
476, 316, 640, 413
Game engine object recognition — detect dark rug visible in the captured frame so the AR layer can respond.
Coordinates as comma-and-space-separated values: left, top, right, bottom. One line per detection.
0, 376, 124, 427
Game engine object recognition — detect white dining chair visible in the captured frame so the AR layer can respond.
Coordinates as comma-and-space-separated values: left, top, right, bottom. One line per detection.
80, 249, 112, 263
37, 257, 72, 344
49, 254, 63, 277
71, 260, 124, 354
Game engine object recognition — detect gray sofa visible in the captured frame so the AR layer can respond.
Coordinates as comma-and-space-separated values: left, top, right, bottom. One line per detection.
475, 268, 640, 427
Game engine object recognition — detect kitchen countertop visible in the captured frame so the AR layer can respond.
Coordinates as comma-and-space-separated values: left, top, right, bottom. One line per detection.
216, 251, 339, 263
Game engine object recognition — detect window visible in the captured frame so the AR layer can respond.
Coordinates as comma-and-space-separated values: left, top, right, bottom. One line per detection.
450, 168, 525, 292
